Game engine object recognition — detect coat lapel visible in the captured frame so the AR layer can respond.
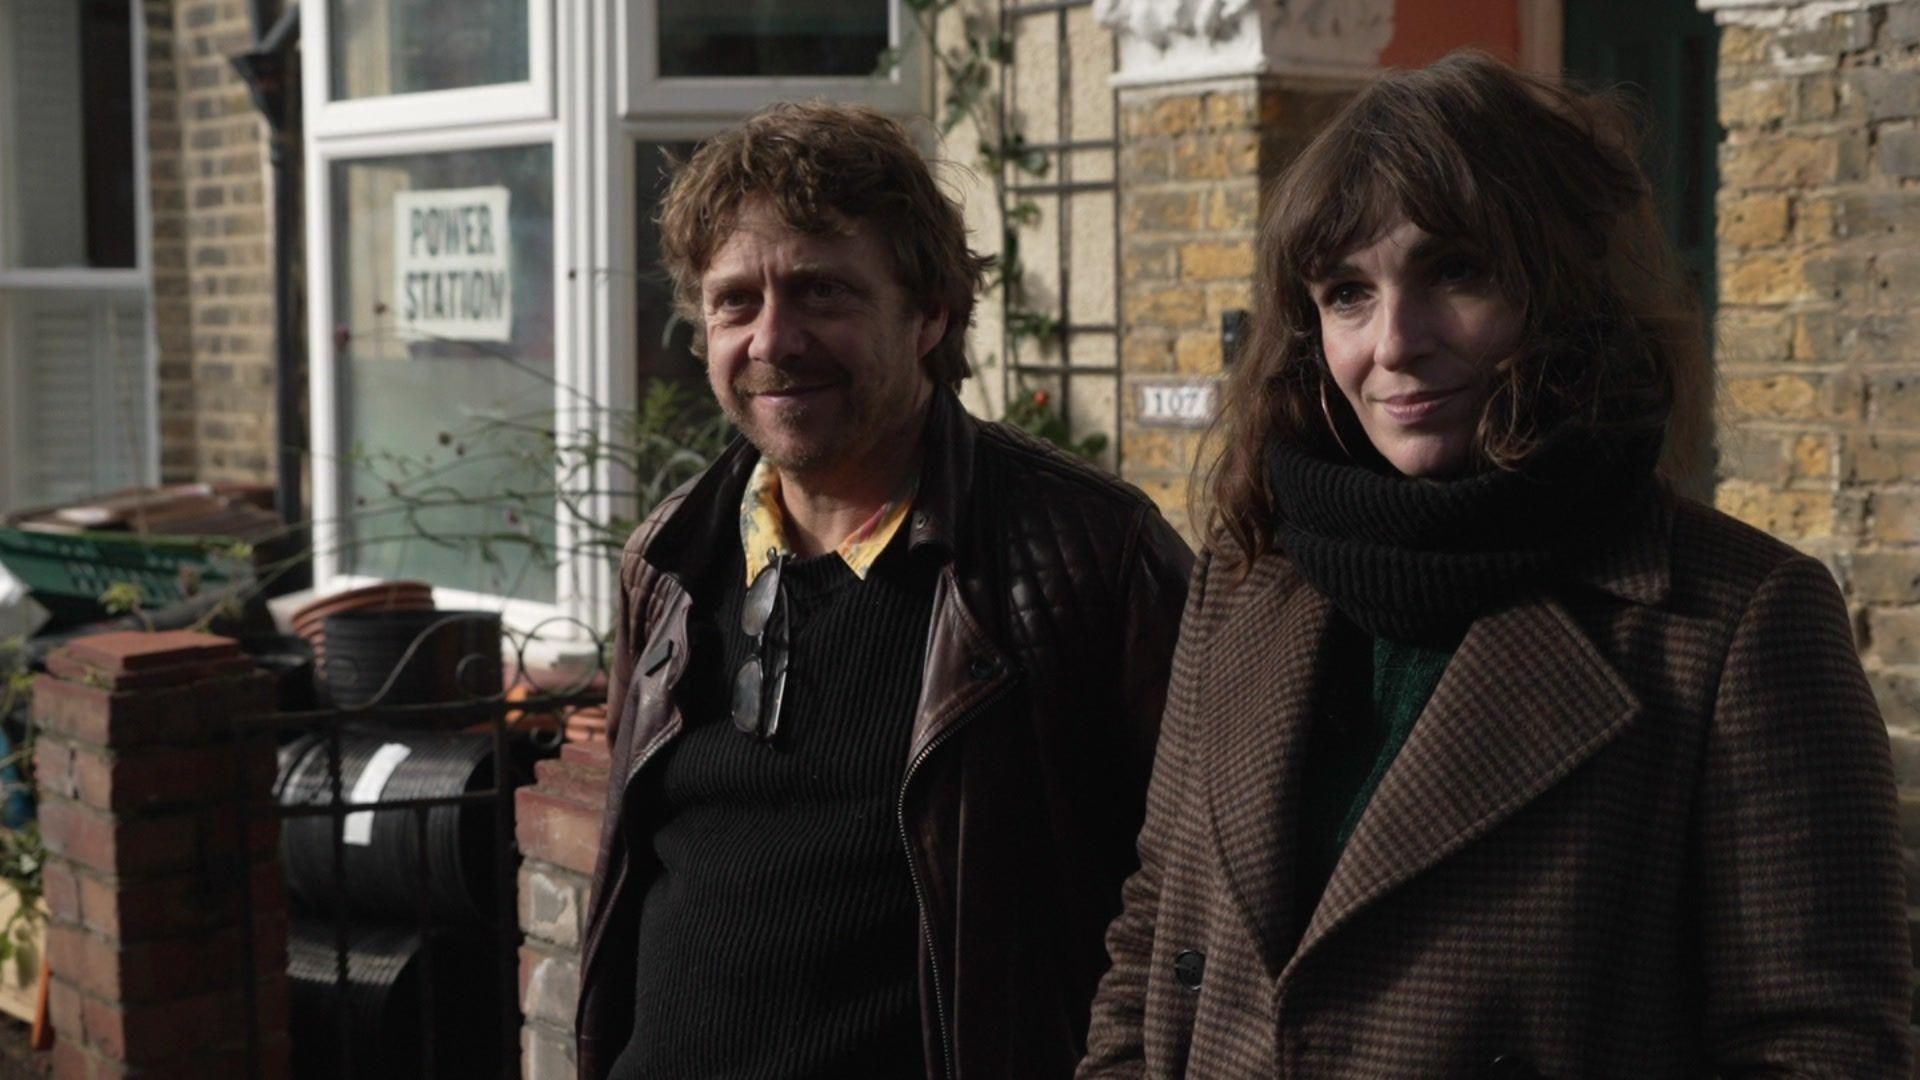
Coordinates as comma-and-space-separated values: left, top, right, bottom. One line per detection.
1285, 597, 1641, 981
1200, 558, 1335, 977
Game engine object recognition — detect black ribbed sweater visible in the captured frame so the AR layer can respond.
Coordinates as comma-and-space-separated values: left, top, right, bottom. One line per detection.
608, 537, 936, 1080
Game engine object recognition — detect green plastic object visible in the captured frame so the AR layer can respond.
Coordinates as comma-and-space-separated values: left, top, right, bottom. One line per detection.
0, 527, 244, 632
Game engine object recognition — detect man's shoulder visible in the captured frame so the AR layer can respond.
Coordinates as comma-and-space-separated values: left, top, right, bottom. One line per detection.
969, 418, 1164, 523
962, 419, 1193, 592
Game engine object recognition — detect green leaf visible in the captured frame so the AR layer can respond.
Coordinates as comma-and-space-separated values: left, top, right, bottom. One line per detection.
99, 582, 144, 616
1007, 310, 1063, 351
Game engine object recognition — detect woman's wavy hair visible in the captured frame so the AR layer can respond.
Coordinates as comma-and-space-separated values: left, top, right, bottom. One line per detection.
657, 101, 992, 387
1206, 50, 1711, 565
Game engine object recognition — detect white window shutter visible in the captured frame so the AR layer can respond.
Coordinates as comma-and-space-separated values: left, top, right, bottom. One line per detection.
0, 1, 153, 515
3, 290, 150, 509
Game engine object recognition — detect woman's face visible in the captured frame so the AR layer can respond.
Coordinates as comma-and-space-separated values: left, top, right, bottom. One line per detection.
1309, 218, 1522, 478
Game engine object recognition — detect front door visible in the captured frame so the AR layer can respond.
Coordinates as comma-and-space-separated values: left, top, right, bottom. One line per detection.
1563, 0, 1721, 309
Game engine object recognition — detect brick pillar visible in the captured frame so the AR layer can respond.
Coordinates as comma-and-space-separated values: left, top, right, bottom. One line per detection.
1116, 78, 1356, 540
31, 631, 287, 1078
515, 740, 610, 1079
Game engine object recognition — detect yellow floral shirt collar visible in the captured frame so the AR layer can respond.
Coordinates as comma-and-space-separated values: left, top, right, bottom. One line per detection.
740, 457, 919, 586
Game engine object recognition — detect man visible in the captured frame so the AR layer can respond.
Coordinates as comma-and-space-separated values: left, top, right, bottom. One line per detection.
574, 102, 1193, 1079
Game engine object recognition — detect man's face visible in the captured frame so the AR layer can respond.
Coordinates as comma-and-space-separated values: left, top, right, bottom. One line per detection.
700, 200, 945, 481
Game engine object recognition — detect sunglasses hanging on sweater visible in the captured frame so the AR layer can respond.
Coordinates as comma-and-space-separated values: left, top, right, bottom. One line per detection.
731, 550, 791, 740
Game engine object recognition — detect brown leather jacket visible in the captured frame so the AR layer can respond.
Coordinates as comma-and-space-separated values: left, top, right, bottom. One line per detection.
575, 388, 1194, 1079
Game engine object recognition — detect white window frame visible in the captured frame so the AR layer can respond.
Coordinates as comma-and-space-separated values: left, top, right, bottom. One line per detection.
300, 122, 578, 637
305, 0, 556, 139
621, 0, 928, 118
302, 0, 582, 643
0, 0, 156, 513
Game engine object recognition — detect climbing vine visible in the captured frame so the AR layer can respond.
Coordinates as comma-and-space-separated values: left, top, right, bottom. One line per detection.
892, 0, 1092, 450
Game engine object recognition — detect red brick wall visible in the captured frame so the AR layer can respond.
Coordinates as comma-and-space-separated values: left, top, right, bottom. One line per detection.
31, 631, 287, 1076
516, 741, 609, 1079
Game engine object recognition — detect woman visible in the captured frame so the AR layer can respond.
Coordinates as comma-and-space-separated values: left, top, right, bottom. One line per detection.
1079, 53, 1911, 1077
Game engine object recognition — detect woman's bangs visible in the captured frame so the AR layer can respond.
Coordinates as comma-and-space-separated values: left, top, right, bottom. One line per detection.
1284, 156, 1405, 283
1283, 129, 1496, 283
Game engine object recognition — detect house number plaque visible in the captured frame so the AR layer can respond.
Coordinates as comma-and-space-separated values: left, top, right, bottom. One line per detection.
1133, 378, 1219, 429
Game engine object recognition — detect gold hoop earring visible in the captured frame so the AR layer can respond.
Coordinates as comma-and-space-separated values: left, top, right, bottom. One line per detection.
1319, 377, 1356, 460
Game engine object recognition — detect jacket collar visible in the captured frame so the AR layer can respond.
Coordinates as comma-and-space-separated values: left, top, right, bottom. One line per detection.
903, 384, 976, 557
1199, 563, 1332, 974
1280, 592, 1641, 988
638, 429, 760, 589
639, 383, 978, 583
1201, 486, 1672, 982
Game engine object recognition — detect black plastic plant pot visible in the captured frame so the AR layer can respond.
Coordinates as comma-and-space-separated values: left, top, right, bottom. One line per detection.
286, 919, 500, 1080
276, 730, 532, 926
318, 609, 502, 711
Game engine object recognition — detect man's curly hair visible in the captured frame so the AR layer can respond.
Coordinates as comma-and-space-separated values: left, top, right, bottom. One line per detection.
656, 101, 993, 386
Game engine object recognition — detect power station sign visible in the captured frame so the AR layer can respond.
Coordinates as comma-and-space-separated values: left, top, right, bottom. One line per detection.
393, 186, 513, 343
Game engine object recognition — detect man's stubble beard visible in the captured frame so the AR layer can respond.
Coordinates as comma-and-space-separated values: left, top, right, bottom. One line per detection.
726, 382, 878, 479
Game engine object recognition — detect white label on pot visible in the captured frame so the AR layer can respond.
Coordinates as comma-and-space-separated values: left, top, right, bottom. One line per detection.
343, 743, 412, 846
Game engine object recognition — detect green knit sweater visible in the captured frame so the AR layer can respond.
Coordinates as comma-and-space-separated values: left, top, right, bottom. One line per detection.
1297, 627, 1457, 913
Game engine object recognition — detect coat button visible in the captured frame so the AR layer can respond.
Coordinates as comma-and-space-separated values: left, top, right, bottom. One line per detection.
967, 657, 998, 680
1485, 1055, 1540, 1080
1172, 949, 1204, 989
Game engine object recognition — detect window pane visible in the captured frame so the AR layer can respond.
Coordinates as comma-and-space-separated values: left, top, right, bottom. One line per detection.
330, 146, 555, 602
658, 0, 890, 78
633, 141, 702, 390
329, 0, 529, 100
1, 0, 137, 269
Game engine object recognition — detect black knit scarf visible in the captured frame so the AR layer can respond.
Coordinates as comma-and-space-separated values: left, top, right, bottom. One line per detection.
1266, 428, 1661, 642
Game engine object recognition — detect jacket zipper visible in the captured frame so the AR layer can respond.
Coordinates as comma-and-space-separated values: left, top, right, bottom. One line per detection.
576, 707, 691, 1060
579, 609, 689, 1022
898, 678, 1014, 1080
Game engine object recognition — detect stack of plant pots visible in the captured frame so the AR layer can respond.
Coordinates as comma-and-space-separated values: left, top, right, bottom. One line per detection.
318, 609, 503, 711
275, 594, 536, 1079
287, 581, 433, 701
286, 922, 493, 1080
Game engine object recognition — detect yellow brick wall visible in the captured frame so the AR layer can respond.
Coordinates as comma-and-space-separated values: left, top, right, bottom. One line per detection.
1115, 78, 1356, 542
149, 0, 279, 486
1711, 4, 1920, 744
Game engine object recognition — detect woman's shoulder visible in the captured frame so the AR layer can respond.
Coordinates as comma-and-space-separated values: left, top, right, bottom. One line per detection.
1648, 490, 1845, 639
1191, 543, 1307, 600
1177, 543, 1315, 638
1667, 491, 1823, 591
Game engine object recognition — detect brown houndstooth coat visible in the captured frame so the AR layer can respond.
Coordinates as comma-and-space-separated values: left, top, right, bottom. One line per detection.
1078, 492, 1912, 1078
